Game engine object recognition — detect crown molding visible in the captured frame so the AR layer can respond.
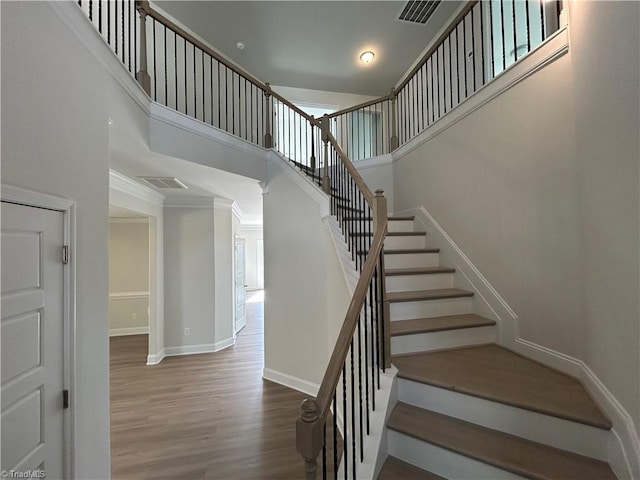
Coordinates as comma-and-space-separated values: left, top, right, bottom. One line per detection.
164, 196, 215, 208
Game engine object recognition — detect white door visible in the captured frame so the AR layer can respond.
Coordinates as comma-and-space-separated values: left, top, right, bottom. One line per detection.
234, 238, 246, 333
1, 201, 66, 479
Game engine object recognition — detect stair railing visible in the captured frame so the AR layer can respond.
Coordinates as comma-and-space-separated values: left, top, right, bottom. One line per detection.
296, 130, 390, 479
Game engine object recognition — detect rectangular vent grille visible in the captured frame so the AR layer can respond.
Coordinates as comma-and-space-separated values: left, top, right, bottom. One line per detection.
398, 0, 441, 24
138, 176, 188, 189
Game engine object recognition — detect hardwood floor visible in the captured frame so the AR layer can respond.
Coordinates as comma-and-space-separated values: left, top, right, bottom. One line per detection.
110, 291, 310, 479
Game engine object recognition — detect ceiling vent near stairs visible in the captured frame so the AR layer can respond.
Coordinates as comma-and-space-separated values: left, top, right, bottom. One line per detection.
138, 176, 189, 189
397, 0, 441, 24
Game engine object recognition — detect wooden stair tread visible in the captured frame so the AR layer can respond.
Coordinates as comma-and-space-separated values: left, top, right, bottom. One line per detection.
384, 248, 440, 254
378, 456, 445, 480
388, 403, 616, 480
386, 267, 455, 276
388, 216, 416, 221
386, 288, 474, 302
390, 314, 496, 336
392, 344, 612, 429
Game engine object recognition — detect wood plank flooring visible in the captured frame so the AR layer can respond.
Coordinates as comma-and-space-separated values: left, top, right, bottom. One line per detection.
110, 292, 311, 480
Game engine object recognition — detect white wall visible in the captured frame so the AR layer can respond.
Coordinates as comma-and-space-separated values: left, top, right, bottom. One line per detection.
163, 201, 216, 350
238, 225, 264, 289
1, 2, 111, 477
393, 0, 639, 452
162, 197, 236, 353
109, 220, 150, 334
263, 153, 349, 392
355, 155, 395, 214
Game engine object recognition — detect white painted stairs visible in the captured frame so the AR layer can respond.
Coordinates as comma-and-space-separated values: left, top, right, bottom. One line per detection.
377, 217, 617, 480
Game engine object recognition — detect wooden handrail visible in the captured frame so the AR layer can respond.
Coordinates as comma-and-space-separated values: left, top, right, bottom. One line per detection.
326, 132, 375, 206
327, 94, 392, 119
138, 1, 319, 128
137, 1, 267, 91
395, 0, 478, 93
296, 191, 387, 477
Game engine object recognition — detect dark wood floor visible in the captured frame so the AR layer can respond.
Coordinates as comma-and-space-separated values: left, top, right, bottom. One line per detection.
110, 292, 310, 479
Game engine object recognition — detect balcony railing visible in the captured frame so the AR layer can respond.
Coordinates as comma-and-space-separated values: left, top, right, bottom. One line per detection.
76, 1, 563, 478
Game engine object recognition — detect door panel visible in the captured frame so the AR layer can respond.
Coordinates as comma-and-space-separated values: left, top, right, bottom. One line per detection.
1, 201, 65, 479
235, 239, 246, 333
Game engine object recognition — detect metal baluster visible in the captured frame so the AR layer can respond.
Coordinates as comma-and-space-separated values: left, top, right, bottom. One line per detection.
342, 364, 348, 480
512, 0, 519, 62
98, 0, 102, 33
152, 20, 156, 100
501, 0, 507, 71
164, 26, 168, 106
333, 393, 338, 479
350, 339, 356, 479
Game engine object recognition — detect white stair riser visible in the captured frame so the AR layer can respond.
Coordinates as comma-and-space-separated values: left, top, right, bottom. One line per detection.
384, 252, 439, 269
387, 221, 415, 233
391, 326, 496, 355
390, 297, 472, 320
396, 380, 610, 461
386, 273, 454, 292
384, 235, 426, 250
387, 430, 528, 480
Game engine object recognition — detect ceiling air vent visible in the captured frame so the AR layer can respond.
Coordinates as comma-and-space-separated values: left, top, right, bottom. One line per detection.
397, 0, 441, 25
138, 176, 188, 189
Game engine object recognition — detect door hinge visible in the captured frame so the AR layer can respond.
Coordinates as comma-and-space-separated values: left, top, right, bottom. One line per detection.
62, 245, 69, 265
63, 389, 69, 409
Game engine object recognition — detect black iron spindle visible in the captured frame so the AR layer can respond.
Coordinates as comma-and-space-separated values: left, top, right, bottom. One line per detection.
98, 0, 102, 33
342, 364, 347, 480
152, 19, 157, 101
501, 0, 507, 70
512, 0, 518, 62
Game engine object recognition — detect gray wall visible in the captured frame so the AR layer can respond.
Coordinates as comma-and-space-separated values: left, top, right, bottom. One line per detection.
109, 221, 150, 333
164, 205, 216, 349
393, 0, 639, 434
2, 2, 111, 477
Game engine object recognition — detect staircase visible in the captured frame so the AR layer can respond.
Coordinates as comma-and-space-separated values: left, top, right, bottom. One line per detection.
377, 217, 617, 480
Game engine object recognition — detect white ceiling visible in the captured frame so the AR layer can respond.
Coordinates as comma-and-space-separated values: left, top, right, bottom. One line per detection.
154, 1, 462, 96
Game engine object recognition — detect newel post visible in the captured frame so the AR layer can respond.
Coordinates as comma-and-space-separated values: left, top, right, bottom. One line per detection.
374, 189, 391, 369
321, 114, 330, 195
264, 83, 273, 149
135, 1, 151, 96
389, 88, 399, 152
296, 399, 324, 480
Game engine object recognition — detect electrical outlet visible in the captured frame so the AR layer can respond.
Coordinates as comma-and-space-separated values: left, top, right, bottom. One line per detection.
184, 328, 190, 336
131, 313, 137, 320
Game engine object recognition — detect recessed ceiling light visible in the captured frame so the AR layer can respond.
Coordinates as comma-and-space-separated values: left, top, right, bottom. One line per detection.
360, 51, 375, 64
236, 42, 245, 50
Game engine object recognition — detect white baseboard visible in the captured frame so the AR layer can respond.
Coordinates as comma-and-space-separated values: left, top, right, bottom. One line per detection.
163, 338, 235, 358
395, 205, 639, 479
146, 349, 165, 366
262, 368, 320, 397
109, 327, 149, 337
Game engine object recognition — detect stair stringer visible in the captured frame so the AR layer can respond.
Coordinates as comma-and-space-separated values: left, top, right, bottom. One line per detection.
393, 205, 639, 480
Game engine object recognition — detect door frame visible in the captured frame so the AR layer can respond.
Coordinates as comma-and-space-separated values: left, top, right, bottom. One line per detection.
1, 184, 76, 479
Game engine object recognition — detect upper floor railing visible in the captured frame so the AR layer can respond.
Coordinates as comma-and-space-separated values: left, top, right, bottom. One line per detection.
76, 2, 563, 478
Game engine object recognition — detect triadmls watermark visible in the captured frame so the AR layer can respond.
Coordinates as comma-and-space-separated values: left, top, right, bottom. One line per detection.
1, 470, 46, 479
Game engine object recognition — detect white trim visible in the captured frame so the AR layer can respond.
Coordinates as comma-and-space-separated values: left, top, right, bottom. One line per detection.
393, 27, 569, 162
262, 368, 320, 397
1, 184, 76, 479
162, 337, 235, 358
239, 223, 263, 231
149, 102, 269, 161
109, 170, 165, 206
267, 151, 330, 218
164, 196, 214, 208
109, 291, 150, 300
147, 349, 165, 366
108, 217, 149, 224
109, 327, 150, 337
232, 201, 243, 220
395, 205, 639, 479
48, 2, 150, 115
353, 154, 393, 171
